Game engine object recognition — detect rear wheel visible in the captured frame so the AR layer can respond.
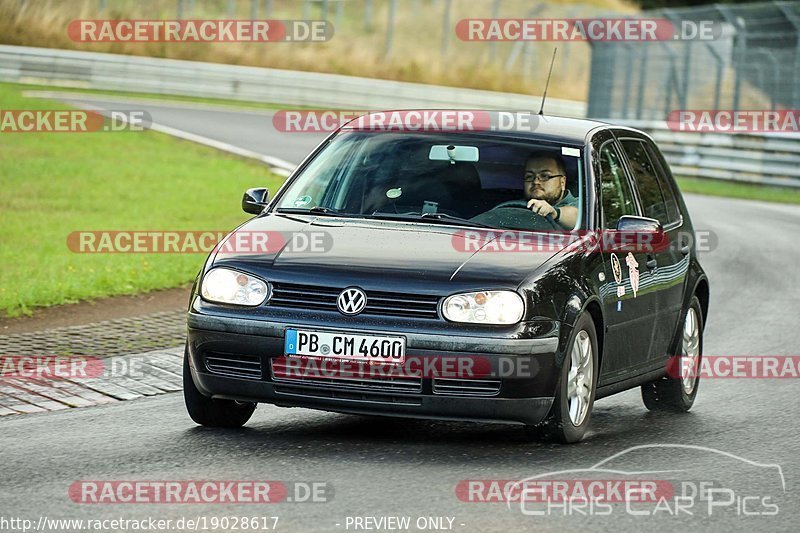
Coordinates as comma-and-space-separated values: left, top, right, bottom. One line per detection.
641, 296, 703, 412
183, 346, 256, 427
527, 313, 598, 444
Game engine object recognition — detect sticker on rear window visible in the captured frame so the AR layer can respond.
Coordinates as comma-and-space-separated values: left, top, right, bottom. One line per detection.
562, 147, 581, 157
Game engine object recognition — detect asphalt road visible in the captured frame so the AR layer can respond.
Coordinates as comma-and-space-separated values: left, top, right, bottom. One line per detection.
3, 96, 800, 532
50, 94, 329, 165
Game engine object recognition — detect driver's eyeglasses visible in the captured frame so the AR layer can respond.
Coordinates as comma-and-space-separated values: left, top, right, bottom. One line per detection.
524, 172, 565, 183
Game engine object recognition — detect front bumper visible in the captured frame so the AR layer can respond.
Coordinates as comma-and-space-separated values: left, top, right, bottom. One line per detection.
187, 311, 562, 426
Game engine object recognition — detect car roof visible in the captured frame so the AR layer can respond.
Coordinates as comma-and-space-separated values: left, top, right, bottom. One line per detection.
339, 110, 613, 145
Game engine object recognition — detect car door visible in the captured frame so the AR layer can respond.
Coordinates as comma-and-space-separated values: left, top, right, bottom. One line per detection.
592, 131, 660, 383
616, 133, 689, 366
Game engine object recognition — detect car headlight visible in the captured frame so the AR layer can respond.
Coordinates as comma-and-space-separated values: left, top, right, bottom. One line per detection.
442, 290, 524, 325
200, 268, 270, 306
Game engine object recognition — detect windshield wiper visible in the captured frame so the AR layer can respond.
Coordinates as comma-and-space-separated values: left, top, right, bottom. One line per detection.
275, 206, 352, 217
369, 212, 497, 229
419, 212, 498, 228
275, 208, 497, 229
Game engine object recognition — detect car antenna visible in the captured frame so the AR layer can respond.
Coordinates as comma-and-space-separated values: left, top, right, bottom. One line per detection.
538, 47, 558, 116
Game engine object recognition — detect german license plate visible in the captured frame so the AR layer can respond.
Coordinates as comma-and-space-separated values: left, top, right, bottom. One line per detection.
285, 329, 406, 364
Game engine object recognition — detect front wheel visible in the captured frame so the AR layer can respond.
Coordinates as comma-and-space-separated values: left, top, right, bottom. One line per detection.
526, 313, 598, 444
641, 296, 703, 412
183, 346, 256, 427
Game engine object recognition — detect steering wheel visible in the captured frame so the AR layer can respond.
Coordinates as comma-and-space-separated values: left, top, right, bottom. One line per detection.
470, 200, 560, 231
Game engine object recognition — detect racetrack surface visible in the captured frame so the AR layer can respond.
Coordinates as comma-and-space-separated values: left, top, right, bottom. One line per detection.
3, 96, 799, 532
48, 94, 329, 166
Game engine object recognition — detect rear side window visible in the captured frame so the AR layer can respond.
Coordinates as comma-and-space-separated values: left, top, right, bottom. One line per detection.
620, 139, 678, 225
645, 142, 681, 223
598, 141, 636, 229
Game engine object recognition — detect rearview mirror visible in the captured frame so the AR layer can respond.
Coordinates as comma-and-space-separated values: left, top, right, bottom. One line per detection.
242, 188, 269, 215
429, 144, 479, 163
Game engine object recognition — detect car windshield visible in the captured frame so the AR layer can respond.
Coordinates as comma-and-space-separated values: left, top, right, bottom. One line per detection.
274, 132, 584, 231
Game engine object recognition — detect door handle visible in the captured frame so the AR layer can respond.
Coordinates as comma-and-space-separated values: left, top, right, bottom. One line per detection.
646, 258, 658, 270
680, 244, 691, 255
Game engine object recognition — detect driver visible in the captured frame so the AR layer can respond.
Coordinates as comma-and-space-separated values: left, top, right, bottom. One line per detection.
523, 153, 578, 230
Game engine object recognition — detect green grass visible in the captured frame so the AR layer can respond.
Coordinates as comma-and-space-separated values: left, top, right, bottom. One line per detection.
676, 176, 800, 205
0, 82, 285, 317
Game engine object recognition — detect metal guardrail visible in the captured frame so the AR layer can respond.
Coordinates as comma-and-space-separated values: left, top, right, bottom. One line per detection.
0, 45, 585, 116
2, 45, 799, 187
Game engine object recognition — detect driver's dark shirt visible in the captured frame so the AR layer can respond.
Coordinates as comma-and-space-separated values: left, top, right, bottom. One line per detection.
554, 190, 578, 208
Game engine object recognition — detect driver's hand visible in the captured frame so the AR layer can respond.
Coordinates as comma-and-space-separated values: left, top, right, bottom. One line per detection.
527, 199, 556, 218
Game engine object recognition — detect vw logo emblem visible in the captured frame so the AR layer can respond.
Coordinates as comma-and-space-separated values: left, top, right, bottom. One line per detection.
337, 287, 367, 315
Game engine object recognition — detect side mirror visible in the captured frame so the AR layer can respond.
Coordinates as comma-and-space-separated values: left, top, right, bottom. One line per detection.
613, 215, 668, 253
242, 188, 269, 215
616, 215, 661, 233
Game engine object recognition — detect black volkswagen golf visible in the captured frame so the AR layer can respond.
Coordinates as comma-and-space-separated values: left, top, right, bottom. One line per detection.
184, 112, 709, 443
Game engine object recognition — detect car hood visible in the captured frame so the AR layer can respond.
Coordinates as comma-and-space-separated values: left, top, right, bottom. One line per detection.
210, 214, 563, 289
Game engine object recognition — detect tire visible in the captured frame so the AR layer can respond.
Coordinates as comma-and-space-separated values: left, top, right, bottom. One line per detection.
183, 346, 256, 428
641, 295, 703, 412
526, 312, 599, 444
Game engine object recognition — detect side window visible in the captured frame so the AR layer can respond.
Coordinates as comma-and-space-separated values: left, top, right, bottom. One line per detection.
620, 139, 671, 225
645, 142, 681, 223
598, 141, 636, 229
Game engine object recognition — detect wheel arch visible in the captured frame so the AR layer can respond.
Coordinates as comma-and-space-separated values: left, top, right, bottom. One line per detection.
583, 299, 605, 376
561, 292, 605, 371
693, 277, 710, 327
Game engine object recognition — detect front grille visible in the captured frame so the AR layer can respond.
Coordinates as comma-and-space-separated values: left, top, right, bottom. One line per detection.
270, 358, 422, 393
269, 282, 440, 319
205, 352, 262, 379
433, 378, 501, 396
